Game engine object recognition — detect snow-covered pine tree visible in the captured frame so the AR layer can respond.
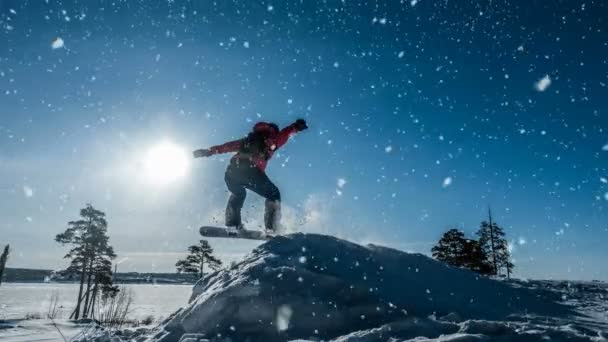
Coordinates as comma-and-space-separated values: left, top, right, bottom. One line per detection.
176, 239, 222, 279
476, 208, 513, 277
55, 204, 116, 319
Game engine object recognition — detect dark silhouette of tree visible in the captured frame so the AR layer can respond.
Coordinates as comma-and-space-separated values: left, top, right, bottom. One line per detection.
55, 204, 117, 319
460, 239, 493, 274
0, 244, 10, 286
176, 240, 222, 279
432, 228, 466, 267
432, 229, 492, 275
476, 208, 513, 277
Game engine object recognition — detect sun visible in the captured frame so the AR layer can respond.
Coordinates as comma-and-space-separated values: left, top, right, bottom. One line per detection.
143, 141, 190, 185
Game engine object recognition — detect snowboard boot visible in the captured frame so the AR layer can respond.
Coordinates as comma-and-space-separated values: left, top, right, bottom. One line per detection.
264, 200, 281, 234
225, 194, 244, 230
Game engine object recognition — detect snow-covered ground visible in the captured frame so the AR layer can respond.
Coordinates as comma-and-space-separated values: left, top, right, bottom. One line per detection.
2, 234, 607, 341
0, 283, 191, 342
0, 283, 192, 321
146, 234, 607, 342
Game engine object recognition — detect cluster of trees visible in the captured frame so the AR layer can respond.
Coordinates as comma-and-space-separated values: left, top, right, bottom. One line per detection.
56, 204, 118, 319
432, 209, 514, 278
53, 203, 223, 321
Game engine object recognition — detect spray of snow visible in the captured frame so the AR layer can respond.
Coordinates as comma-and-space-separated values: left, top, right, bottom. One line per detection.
534, 75, 551, 92
51, 37, 64, 49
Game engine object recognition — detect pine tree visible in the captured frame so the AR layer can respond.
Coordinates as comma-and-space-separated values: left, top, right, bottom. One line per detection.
431, 228, 466, 267
55, 204, 117, 319
476, 208, 513, 277
460, 239, 493, 274
0, 244, 10, 286
176, 240, 222, 279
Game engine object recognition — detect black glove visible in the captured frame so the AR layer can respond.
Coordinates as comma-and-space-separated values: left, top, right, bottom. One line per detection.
294, 119, 308, 131
193, 149, 212, 158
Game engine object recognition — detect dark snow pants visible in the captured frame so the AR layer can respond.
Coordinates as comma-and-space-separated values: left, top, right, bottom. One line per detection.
224, 158, 281, 231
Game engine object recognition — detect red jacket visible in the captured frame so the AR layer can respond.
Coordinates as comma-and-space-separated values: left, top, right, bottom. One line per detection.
208, 122, 299, 171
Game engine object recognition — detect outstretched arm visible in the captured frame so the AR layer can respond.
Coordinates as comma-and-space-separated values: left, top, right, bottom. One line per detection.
193, 139, 243, 158
273, 119, 308, 149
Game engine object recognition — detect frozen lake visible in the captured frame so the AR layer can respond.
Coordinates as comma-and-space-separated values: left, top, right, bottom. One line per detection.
0, 282, 192, 321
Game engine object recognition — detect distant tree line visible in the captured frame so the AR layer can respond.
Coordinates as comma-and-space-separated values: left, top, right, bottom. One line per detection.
432, 208, 514, 278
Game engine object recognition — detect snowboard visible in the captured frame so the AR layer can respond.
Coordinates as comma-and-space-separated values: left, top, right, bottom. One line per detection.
199, 226, 272, 241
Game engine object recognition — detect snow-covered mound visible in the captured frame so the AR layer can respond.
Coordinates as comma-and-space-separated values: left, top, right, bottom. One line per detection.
147, 234, 605, 342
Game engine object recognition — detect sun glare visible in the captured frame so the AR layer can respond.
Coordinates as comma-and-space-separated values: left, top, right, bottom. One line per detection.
143, 141, 190, 185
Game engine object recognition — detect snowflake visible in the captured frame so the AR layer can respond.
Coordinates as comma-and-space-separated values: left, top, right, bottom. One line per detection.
23, 186, 34, 197
51, 37, 64, 49
535, 75, 552, 92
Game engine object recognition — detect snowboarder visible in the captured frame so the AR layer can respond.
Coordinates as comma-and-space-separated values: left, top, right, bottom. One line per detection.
193, 119, 308, 235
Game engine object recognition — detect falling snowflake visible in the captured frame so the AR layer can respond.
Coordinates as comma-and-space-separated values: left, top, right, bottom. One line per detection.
442, 177, 453, 188
243, 41, 250, 48
604, 193, 608, 201
385, 145, 393, 153
298, 256, 307, 263
23, 186, 34, 198
534, 75, 552, 92
276, 305, 293, 332
51, 37, 64, 49
411, 0, 420, 6
398, 51, 405, 58
337, 178, 347, 188
600, 177, 608, 184
518, 237, 527, 245
602, 143, 608, 151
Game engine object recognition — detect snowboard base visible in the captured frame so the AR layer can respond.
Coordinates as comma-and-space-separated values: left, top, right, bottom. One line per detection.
199, 226, 271, 241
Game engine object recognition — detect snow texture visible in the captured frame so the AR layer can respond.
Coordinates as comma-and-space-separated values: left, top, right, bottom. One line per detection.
143, 234, 605, 342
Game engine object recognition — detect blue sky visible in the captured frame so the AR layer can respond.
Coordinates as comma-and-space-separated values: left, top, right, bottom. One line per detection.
1, 0, 607, 280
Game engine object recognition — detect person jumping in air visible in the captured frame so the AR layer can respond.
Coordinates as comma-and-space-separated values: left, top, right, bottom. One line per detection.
193, 119, 308, 234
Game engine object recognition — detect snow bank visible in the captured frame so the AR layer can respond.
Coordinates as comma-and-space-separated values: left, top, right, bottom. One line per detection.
146, 234, 602, 342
